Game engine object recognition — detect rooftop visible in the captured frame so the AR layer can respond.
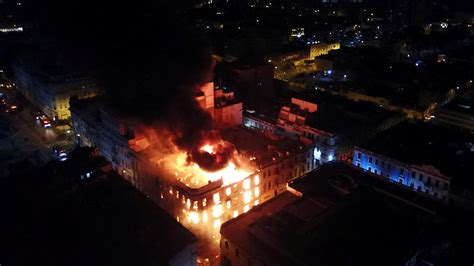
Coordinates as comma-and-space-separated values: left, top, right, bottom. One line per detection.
0, 149, 196, 266
298, 91, 402, 134
221, 162, 440, 265
14, 47, 97, 93
361, 121, 474, 192
220, 126, 307, 167
315, 46, 473, 110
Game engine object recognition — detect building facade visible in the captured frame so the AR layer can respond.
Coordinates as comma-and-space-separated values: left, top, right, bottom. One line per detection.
12, 51, 102, 121
352, 147, 450, 201
71, 82, 317, 235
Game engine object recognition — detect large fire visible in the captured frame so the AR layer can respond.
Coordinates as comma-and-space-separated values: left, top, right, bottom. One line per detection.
144, 131, 259, 230
158, 142, 253, 188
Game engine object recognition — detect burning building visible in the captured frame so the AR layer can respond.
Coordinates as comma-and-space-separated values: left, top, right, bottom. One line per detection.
151, 125, 316, 233
71, 81, 316, 236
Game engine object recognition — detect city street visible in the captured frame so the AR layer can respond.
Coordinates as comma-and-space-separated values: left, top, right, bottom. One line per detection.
0, 85, 74, 167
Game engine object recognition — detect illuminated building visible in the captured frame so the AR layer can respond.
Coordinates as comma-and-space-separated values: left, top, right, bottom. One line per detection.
12, 49, 102, 120
196, 81, 243, 128
71, 82, 316, 236
244, 97, 336, 164
309, 42, 340, 59
289, 27, 305, 41
352, 122, 474, 205
0, 26, 23, 33
220, 162, 438, 266
268, 42, 340, 67
156, 126, 316, 232
244, 92, 404, 164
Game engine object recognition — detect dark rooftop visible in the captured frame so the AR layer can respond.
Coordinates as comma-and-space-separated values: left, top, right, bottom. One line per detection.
298, 91, 402, 134
0, 168, 196, 266
361, 121, 474, 192
221, 126, 306, 167
221, 162, 441, 266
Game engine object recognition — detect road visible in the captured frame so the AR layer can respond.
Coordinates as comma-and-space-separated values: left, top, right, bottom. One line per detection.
0, 86, 74, 167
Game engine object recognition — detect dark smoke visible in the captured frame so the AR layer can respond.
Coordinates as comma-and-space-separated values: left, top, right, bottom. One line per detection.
37, 0, 234, 170
189, 133, 236, 172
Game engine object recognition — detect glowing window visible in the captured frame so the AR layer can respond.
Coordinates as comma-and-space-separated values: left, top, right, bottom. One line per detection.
189, 211, 199, 224
254, 187, 260, 197
314, 148, 321, 160
193, 201, 198, 210
243, 179, 251, 190
225, 187, 231, 196
233, 210, 239, 218
254, 175, 260, 186
254, 200, 259, 206
243, 190, 252, 204
202, 210, 208, 223
212, 204, 223, 218
186, 198, 191, 209
213, 192, 220, 204
226, 200, 231, 209
202, 198, 207, 207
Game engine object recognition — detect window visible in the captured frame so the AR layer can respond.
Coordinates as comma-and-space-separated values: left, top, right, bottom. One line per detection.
400, 168, 404, 175
368, 167, 372, 172
435, 180, 439, 187
225, 241, 229, 249
419, 173, 424, 180
375, 159, 379, 165
357, 152, 361, 159
369, 157, 373, 163
411, 172, 416, 178
357, 162, 361, 167
387, 163, 391, 170
374, 169, 378, 174
427, 177, 431, 185
381, 161, 385, 168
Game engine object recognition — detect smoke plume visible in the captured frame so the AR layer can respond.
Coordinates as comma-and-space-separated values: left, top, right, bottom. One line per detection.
37, 0, 234, 171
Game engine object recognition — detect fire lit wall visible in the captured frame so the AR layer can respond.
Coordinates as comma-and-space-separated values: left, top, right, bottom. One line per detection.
214, 102, 243, 129
158, 145, 317, 232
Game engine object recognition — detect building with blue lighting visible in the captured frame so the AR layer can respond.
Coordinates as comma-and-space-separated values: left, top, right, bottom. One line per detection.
244, 91, 405, 165
220, 162, 440, 266
353, 147, 450, 201
352, 121, 474, 206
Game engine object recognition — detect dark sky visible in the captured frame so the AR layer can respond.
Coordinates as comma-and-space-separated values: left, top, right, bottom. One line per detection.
32, 0, 218, 160
34, 0, 213, 122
